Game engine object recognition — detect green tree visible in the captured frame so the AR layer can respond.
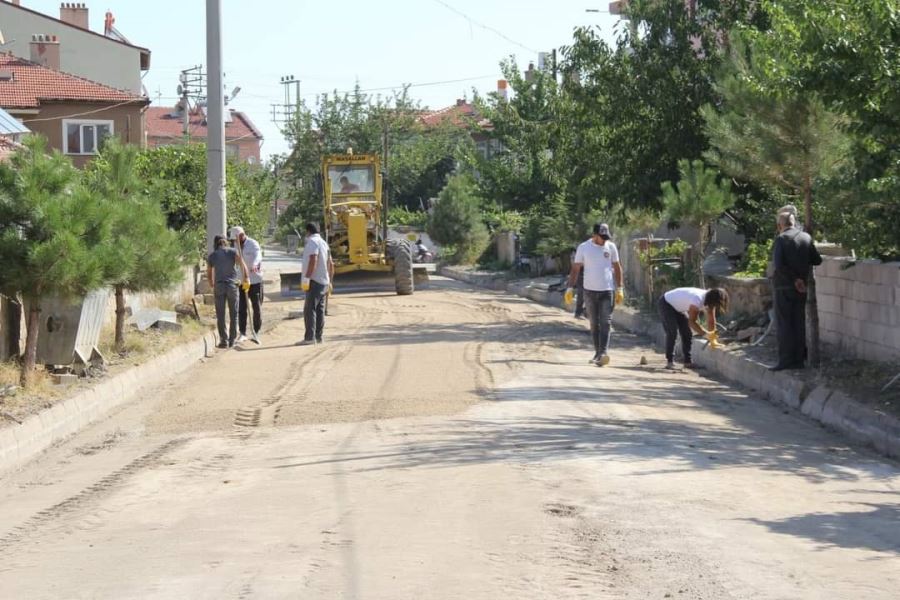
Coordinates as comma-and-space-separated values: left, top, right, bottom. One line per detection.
473, 59, 563, 213
742, 0, 900, 258
278, 86, 471, 237
0, 136, 110, 384
660, 159, 736, 286
702, 38, 854, 366
427, 174, 489, 264
85, 140, 190, 353
135, 144, 276, 254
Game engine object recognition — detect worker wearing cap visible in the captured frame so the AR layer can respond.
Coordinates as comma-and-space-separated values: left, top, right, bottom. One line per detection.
566, 223, 624, 366
228, 226, 263, 344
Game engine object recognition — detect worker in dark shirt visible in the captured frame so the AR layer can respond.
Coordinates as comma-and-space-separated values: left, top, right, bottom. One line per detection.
771, 211, 822, 371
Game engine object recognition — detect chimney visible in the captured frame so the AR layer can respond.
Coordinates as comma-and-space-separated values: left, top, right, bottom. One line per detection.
497, 79, 508, 101
30, 34, 60, 71
456, 98, 466, 107
525, 62, 536, 83
60, 3, 89, 30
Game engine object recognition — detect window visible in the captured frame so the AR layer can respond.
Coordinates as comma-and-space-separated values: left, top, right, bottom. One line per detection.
328, 165, 375, 194
225, 144, 240, 160
62, 119, 113, 155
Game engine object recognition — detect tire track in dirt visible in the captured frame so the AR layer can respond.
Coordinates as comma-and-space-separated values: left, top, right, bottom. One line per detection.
0, 438, 188, 558
232, 300, 379, 430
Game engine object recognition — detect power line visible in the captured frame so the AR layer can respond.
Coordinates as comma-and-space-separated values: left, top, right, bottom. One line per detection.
431, 0, 539, 54
298, 74, 497, 99
22, 98, 146, 123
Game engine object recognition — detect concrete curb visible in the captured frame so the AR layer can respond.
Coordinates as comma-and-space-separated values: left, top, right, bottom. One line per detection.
441, 266, 900, 460
0, 330, 219, 473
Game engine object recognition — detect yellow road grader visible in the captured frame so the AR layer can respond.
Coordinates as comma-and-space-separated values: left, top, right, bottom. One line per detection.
322, 152, 427, 295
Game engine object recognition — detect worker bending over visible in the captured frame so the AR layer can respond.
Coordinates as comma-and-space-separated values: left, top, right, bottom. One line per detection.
658, 287, 729, 370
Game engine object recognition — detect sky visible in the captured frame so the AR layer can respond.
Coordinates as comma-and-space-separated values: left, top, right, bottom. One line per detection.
21, 0, 621, 159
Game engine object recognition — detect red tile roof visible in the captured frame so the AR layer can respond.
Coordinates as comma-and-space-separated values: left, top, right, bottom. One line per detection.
0, 54, 146, 109
145, 106, 263, 143
420, 99, 491, 130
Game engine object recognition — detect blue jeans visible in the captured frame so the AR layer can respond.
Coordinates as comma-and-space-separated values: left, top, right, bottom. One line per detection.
584, 290, 613, 356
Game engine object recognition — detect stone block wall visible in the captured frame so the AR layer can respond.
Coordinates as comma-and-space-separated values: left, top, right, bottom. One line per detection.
706, 275, 772, 318
816, 258, 900, 362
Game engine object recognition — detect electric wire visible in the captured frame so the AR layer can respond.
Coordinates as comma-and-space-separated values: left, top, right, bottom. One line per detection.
430, 0, 539, 54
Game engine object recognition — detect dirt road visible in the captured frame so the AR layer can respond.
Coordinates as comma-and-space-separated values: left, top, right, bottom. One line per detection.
1, 276, 897, 599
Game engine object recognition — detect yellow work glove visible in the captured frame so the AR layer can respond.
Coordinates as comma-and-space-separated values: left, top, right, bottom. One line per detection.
301, 276, 310, 292
615, 288, 625, 306
327, 283, 334, 296
705, 330, 723, 349
564, 287, 575, 306
241, 280, 250, 293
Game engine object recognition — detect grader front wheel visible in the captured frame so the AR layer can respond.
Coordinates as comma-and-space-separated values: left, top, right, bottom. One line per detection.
391, 239, 414, 296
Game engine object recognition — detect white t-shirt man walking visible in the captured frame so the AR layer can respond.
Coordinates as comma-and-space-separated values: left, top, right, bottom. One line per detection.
567, 223, 624, 366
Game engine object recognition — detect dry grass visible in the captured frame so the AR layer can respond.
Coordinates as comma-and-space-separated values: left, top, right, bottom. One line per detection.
98, 319, 207, 366
0, 360, 60, 424
1, 317, 211, 424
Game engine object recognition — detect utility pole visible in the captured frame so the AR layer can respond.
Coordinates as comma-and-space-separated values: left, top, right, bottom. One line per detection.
205, 0, 226, 251
178, 65, 205, 138
271, 75, 300, 132
381, 117, 389, 244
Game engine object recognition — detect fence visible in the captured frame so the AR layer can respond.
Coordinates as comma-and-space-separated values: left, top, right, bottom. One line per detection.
1, 266, 199, 361
816, 258, 900, 363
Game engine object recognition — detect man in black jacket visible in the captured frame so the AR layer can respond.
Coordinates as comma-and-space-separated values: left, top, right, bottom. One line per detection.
771, 211, 823, 370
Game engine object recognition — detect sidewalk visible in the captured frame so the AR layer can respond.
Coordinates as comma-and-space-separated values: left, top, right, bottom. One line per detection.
0, 245, 303, 473
441, 266, 900, 460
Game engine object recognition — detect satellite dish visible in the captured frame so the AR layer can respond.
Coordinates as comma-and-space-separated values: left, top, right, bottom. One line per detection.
230, 86, 241, 100
177, 84, 183, 96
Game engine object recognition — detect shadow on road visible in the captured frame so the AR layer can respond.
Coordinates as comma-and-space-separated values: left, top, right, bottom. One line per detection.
743, 503, 900, 555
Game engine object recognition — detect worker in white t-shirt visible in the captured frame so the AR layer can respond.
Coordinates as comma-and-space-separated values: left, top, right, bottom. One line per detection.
658, 287, 729, 369
296, 222, 334, 346
566, 223, 624, 366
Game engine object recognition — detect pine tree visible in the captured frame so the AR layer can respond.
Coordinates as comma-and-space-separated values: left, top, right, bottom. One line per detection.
660, 159, 736, 287
0, 136, 109, 385
85, 140, 189, 353
701, 38, 853, 366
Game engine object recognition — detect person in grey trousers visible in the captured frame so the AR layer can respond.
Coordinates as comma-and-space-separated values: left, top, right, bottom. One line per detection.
566, 223, 625, 366
297, 223, 335, 346
206, 234, 250, 348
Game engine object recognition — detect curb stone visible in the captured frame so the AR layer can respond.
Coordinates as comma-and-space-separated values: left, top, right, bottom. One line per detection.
440, 266, 900, 460
801, 386, 832, 421
0, 330, 218, 473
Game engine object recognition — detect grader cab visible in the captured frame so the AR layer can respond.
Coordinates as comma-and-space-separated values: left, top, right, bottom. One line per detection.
322, 152, 418, 295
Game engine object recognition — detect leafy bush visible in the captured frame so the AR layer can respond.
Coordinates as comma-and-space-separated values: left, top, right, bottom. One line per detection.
636, 239, 689, 267
428, 173, 490, 264
388, 206, 428, 227
733, 239, 772, 278
483, 208, 526, 233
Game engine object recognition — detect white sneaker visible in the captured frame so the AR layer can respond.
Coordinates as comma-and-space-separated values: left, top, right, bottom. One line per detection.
250, 330, 260, 344
237, 334, 248, 343
295, 339, 317, 346
598, 354, 610, 366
